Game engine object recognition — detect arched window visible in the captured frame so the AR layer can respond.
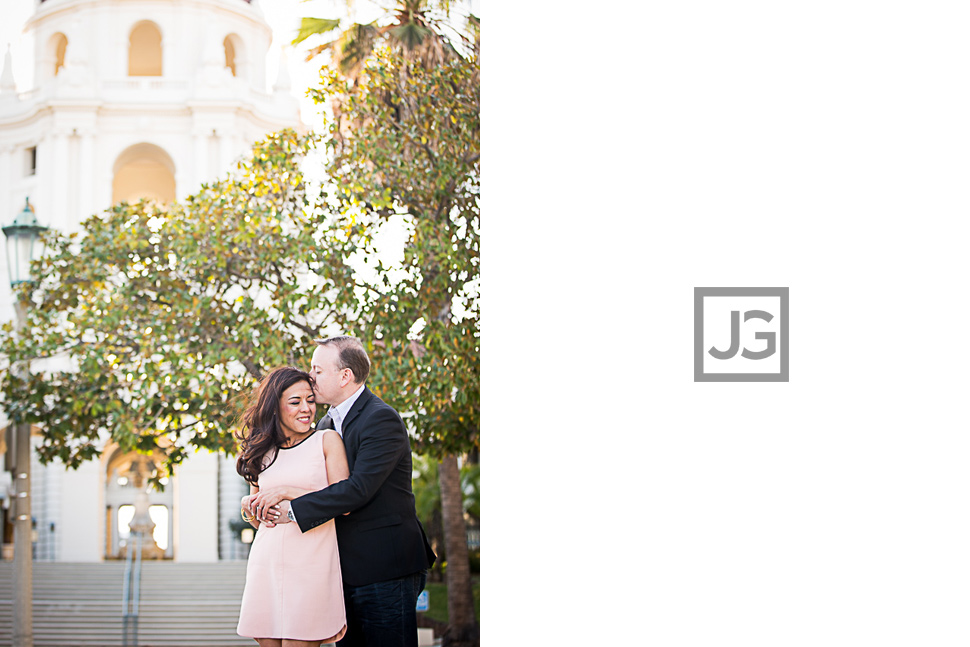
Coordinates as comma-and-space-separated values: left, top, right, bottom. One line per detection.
223, 34, 245, 78
117, 505, 170, 551
112, 143, 176, 204
52, 33, 67, 76
128, 21, 162, 76
224, 36, 236, 76
104, 446, 174, 560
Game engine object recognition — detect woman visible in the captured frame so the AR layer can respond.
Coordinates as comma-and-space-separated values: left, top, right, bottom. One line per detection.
235, 366, 349, 647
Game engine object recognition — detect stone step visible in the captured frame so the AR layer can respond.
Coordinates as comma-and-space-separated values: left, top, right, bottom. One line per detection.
0, 561, 254, 646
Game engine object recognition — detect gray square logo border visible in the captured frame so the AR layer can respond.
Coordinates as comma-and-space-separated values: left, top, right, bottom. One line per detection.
694, 287, 789, 382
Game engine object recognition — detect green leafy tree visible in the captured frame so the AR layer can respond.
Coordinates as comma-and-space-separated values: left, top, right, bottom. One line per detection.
0, 130, 340, 478
311, 39, 480, 646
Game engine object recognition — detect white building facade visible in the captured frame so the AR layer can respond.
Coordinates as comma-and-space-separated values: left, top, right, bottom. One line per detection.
0, 0, 303, 562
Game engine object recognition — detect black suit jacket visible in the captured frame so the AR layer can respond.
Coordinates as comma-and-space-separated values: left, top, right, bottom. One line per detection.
290, 387, 436, 586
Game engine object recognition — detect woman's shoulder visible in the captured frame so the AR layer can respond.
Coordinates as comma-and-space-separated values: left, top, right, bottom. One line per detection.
321, 429, 343, 446
320, 429, 345, 458
295, 429, 324, 451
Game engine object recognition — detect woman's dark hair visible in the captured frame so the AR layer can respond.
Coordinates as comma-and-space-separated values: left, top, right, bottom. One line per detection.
235, 366, 314, 485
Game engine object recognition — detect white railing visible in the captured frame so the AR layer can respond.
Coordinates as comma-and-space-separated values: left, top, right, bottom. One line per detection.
102, 78, 189, 92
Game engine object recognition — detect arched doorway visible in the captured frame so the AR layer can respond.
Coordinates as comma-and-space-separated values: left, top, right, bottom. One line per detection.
112, 143, 176, 205
104, 446, 173, 560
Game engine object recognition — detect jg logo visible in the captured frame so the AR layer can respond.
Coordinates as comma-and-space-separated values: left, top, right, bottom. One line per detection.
694, 287, 788, 382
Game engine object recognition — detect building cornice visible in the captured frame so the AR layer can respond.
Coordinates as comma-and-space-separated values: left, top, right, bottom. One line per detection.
27, 0, 271, 39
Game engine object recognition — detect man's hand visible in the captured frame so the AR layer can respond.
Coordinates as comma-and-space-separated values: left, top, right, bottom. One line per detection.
274, 500, 293, 524
257, 499, 293, 525
250, 487, 299, 524
250, 486, 286, 523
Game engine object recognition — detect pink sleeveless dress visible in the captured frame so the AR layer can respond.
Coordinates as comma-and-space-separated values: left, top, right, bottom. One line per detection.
237, 430, 346, 641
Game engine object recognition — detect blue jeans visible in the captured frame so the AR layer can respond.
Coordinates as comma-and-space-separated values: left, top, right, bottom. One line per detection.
338, 571, 427, 647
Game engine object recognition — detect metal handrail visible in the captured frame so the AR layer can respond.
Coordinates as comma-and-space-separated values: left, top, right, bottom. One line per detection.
122, 536, 133, 645
133, 533, 143, 617
122, 532, 144, 647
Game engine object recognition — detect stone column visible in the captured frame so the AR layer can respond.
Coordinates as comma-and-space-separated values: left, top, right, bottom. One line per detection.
172, 451, 219, 562
49, 129, 70, 232
0, 145, 12, 218
192, 128, 210, 192
76, 129, 95, 229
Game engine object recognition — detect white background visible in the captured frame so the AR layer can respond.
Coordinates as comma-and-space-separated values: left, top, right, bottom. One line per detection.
489, 1, 970, 645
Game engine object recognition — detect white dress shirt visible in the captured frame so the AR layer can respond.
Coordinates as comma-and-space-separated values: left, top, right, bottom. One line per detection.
327, 383, 366, 438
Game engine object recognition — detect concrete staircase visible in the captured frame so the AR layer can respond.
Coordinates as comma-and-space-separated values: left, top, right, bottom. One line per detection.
137, 562, 251, 647
0, 561, 253, 647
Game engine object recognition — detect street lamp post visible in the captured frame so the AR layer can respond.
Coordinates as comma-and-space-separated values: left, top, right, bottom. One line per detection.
3, 197, 47, 647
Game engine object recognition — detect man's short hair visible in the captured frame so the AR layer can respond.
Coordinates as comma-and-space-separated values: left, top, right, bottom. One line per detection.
315, 335, 371, 384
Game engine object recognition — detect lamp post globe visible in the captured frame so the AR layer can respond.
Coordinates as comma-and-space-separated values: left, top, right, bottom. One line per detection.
3, 197, 47, 286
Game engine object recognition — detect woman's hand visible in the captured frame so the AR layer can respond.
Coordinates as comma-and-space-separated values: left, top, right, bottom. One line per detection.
240, 494, 259, 527
250, 486, 310, 523
249, 486, 292, 511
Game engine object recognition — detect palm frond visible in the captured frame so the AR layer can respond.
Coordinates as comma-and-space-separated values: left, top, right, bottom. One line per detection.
291, 17, 342, 47
335, 22, 382, 77
387, 22, 432, 51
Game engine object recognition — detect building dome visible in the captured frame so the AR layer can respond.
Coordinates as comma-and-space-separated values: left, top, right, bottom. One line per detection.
24, 0, 279, 92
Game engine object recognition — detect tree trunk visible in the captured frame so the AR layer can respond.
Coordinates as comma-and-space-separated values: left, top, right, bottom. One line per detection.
438, 454, 479, 647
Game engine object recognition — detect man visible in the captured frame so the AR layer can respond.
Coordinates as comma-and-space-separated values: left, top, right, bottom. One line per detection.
252, 335, 436, 647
